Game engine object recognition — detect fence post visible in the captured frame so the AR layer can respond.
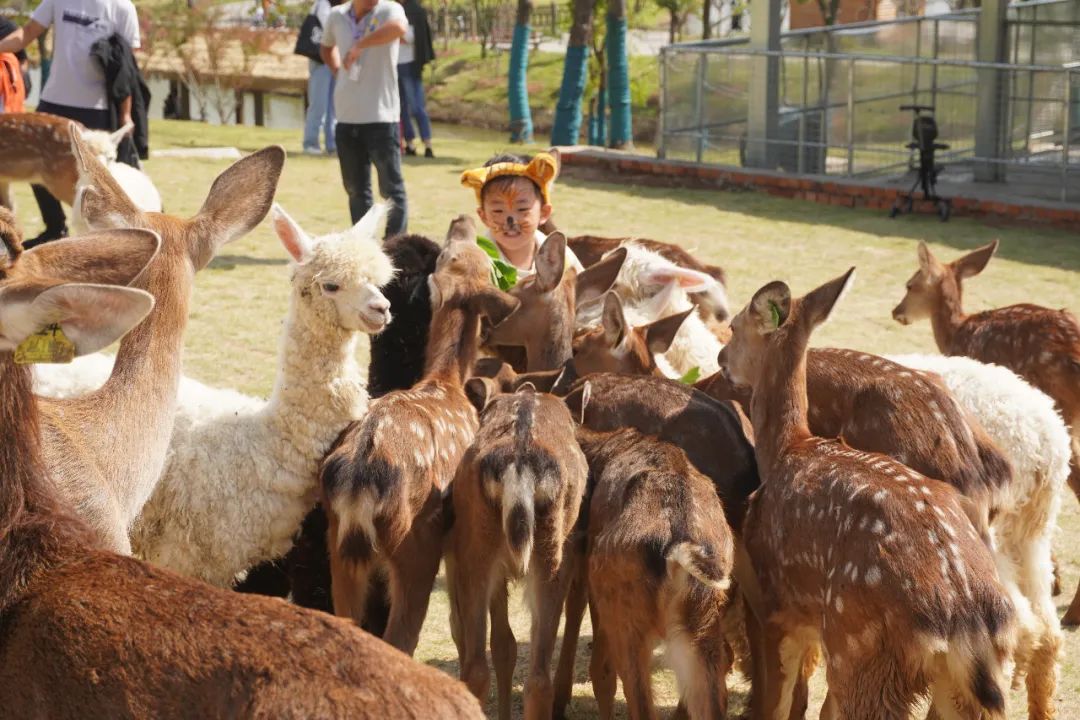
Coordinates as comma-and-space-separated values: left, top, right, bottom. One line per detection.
746, 0, 783, 169
846, 59, 855, 176
658, 47, 668, 159
1063, 67, 1073, 203
694, 53, 707, 163
974, 0, 1009, 182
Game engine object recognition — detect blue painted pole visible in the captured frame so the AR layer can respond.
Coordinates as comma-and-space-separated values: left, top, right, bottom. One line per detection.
508, 23, 533, 143
552, 44, 589, 145
606, 14, 632, 147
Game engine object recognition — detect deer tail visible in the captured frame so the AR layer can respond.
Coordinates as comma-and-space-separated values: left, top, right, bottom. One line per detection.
666, 541, 731, 594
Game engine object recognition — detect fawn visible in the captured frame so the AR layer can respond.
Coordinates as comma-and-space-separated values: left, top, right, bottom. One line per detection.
446, 380, 588, 720
722, 268, 1015, 720
571, 292, 693, 378
893, 239, 1080, 626
320, 215, 520, 654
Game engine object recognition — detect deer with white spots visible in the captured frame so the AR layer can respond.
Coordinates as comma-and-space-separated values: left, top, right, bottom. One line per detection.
319, 216, 520, 655
721, 268, 1015, 720
445, 380, 588, 720
893, 239, 1080, 627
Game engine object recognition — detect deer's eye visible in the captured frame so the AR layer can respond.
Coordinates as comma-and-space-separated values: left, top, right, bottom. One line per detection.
322, 282, 340, 293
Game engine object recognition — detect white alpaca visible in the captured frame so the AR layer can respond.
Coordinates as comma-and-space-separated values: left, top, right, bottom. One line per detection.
80, 123, 163, 213
889, 353, 1067, 697
37, 203, 395, 588
577, 243, 723, 378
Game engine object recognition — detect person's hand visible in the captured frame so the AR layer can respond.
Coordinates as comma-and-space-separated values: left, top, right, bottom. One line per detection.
344, 40, 364, 69
120, 113, 133, 130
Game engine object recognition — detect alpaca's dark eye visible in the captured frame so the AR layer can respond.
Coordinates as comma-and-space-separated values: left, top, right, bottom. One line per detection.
322, 282, 340, 293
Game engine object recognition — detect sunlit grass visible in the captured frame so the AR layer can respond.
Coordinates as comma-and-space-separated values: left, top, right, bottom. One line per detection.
8, 118, 1079, 718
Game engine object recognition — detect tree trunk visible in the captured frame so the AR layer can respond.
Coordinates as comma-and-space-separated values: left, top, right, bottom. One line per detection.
702, 0, 712, 40
668, 10, 678, 44
508, 0, 534, 142
551, 0, 595, 145
606, 0, 632, 148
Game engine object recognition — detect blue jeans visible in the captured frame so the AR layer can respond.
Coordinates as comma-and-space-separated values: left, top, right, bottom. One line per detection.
303, 61, 336, 152
397, 62, 432, 144
335, 122, 407, 236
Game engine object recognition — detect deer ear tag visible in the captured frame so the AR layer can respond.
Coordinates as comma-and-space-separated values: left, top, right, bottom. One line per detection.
768, 301, 783, 329
15, 324, 76, 365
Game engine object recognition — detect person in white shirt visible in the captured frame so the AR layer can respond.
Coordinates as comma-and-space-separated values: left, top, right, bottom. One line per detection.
0, 0, 140, 246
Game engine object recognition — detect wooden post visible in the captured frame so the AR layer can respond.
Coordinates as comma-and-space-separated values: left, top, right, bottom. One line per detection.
179, 81, 191, 121
253, 91, 266, 127
235, 89, 245, 125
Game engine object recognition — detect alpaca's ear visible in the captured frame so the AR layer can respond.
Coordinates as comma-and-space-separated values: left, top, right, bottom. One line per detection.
350, 201, 391, 241
271, 204, 314, 263
109, 122, 134, 148
640, 265, 717, 294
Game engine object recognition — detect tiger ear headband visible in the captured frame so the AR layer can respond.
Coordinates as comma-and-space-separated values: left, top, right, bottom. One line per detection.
460, 152, 559, 206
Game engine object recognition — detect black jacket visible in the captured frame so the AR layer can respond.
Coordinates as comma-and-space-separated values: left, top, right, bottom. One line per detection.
90, 33, 150, 166
402, 0, 435, 69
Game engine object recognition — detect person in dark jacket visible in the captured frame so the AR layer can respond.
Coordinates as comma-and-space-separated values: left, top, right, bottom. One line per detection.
90, 32, 150, 167
396, 0, 435, 158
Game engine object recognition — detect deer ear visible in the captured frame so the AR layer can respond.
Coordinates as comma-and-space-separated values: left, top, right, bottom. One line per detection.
446, 215, 477, 246
550, 359, 579, 397
951, 240, 998, 280
749, 281, 792, 334
916, 241, 940, 276
601, 292, 628, 347
643, 308, 693, 354
534, 232, 566, 292
576, 246, 625, 307
70, 125, 142, 230
16, 284, 154, 356
465, 376, 497, 413
194, 145, 285, 256
802, 267, 856, 329
21, 230, 160, 287
473, 288, 520, 327
271, 204, 314, 263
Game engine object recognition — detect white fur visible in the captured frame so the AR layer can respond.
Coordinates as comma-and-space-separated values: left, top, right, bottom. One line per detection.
889, 353, 1067, 685
106, 161, 162, 212
578, 244, 723, 377
36, 205, 396, 587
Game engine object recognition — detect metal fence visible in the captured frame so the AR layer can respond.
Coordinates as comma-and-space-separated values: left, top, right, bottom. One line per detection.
659, 0, 1080, 203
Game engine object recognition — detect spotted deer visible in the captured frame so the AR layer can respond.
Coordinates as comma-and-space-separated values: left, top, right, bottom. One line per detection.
571, 292, 694, 378
573, 421, 736, 720
0, 221, 484, 720
0, 112, 132, 212
320, 215, 520, 654
446, 380, 588, 720
721, 268, 1015, 720
32, 126, 284, 554
893, 239, 1080, 626
483, 239, 626, 372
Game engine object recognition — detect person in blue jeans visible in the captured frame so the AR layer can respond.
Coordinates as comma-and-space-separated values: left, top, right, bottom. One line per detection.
321, 0, 408, 235
302, 0, 343, 155
396, 0, 434, 158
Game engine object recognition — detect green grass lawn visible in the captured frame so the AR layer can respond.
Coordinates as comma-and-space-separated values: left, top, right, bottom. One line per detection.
7, 118, 1080, 718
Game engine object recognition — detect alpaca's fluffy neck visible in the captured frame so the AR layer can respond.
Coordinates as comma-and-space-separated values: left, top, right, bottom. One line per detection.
265, 289, 369, 437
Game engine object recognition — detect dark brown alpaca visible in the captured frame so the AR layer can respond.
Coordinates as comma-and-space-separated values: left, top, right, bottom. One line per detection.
320, 216, 520, 655
0, 229, 484, 719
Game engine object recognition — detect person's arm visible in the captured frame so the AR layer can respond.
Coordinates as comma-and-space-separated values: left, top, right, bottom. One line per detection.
320, 43, 341, 73
0, 20, 46, 55
343, 19, 406, 68
119, 95, 133, 127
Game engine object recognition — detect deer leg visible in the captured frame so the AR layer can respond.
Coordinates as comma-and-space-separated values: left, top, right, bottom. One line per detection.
757, 621, 810, 720
553, 543, 589, 719
523, 561, 575, 720
607, 623, 658, 720
449, 548, 495, 707
383, 522, 444, 655
589, 594, 618, 720
489, 580, 517, 720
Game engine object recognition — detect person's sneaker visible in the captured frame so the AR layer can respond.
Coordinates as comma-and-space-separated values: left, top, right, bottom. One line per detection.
404, 146, 418, 156
23, 227, 68, 250
302, 146, 322, 156
424, 147, 435, 159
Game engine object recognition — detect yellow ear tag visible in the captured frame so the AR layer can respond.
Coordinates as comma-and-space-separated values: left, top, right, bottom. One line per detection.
15, 324, 76, 365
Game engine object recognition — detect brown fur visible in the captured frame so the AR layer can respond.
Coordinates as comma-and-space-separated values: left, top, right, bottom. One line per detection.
574, 425, 735, 720
0, 238, 483, 720
570, 292, 693, 378
484, 241, 626, 372
726, 269, 1014, 720
321, 216, 521, 654
447, 383, 588, 720
35, 127, 285, 554
893, 240, 1080, 626
0, 113, 84, 210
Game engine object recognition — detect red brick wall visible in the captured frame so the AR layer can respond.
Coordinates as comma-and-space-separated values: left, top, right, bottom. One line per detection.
789, 0, 879, 29
557, 149, 1080, 231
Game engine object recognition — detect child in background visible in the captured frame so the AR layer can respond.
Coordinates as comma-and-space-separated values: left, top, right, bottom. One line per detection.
460, 151, 583, 290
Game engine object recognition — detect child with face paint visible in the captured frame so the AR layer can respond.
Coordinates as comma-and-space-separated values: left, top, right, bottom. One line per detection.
460, 151, 583, 289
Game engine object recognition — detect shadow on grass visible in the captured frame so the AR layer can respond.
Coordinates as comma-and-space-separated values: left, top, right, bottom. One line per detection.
209, 255, 289, 270
402, 154, 468, 168
555, 175, 1080, 273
